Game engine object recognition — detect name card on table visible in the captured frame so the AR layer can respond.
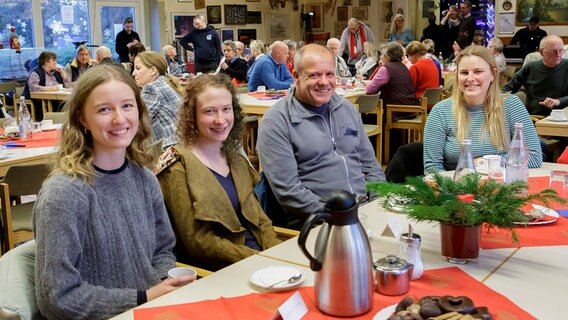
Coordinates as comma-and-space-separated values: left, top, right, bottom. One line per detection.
271, 291, 307, 320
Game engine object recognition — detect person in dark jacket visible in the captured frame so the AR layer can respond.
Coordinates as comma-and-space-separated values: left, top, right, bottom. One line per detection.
218, 40, 248, 84
65, 45, 94, 82
115, 17, 141, 63
179, 14, 222, 74
510, 16, 548, 59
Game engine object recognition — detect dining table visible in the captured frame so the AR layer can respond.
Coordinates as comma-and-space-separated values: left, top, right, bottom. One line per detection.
239, 87, 366, 121
0, 128, 60, 176
535, 107, 568, 138
110, 162, 568, 320
30, 88, 73, 114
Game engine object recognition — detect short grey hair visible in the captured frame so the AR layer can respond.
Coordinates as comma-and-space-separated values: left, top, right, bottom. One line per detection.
487, 38, 504, 53
283, 39, 297, 51
222, 40, 237, 53
380, 41, 405, 63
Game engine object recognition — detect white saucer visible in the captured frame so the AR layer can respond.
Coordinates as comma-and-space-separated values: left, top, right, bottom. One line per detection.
0, 154, 9, 160
548, 117, 568, 122
373, 304, 397, 320
249, 266, 304, 292
514, 204, 560, 226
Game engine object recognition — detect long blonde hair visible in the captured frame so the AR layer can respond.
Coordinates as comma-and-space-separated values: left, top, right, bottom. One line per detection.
390, 14, 405, 36
452, 45, 507, 150
51, 65, 154, 183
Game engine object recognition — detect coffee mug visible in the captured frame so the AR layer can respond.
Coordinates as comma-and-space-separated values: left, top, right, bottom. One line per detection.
551, 109, 565, 120
257, 85, 266, 92
41, 120, 54, 130
168, 267, 197, 279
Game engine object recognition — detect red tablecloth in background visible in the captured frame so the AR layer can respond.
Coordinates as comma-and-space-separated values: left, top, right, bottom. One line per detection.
0, 129, 60, 148
133, 267, 534, 320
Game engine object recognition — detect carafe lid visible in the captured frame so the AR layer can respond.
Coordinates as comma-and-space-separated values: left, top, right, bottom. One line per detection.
323, 190, 359, 225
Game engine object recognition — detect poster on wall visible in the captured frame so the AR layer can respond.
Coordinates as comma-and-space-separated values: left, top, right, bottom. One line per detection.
172, 13, 197, 39
499, 12, 515, 34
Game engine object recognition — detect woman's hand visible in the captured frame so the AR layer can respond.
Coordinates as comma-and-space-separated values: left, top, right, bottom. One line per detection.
146, 275, 196, 301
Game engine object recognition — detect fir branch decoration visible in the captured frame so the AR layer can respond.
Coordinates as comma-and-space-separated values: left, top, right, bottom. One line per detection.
367, 173, 567, 237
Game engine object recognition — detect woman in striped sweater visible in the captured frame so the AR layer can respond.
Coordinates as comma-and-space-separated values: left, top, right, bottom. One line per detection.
423, 45, 542, 173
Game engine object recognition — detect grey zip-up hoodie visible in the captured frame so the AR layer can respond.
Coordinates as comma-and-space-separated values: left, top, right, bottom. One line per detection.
258, 89, 385, 221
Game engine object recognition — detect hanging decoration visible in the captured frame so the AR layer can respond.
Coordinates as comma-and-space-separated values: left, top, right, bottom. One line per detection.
9, 26, 21, 54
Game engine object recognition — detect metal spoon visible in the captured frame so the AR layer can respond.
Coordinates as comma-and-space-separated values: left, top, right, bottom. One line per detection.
265, 273, 303, 289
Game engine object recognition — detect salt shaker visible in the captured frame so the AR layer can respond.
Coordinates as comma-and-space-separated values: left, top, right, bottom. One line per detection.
400, 232, 424, 280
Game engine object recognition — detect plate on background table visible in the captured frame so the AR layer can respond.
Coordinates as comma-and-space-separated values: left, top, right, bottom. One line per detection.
249, 266, 305, 292
548, 117, 568, 122
373, 304, 397, 320
515, 204, 559, 226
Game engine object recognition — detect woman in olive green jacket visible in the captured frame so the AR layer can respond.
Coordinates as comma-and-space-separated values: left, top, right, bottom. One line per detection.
156, 74, 280, 271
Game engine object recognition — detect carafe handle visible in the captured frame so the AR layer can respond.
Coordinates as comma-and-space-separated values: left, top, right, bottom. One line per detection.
297, 212, 330, 271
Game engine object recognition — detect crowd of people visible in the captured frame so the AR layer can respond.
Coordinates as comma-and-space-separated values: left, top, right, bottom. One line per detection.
3, 5, 568, 318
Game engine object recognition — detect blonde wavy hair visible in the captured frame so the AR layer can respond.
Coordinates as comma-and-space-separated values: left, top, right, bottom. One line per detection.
51, 65, 154, 183
177, 74, 244, 161
451, 45, 507, 150
135, 51, 185, 96
389, 14, 406, 36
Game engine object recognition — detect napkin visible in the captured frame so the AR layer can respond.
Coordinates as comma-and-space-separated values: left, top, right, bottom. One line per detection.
133, 267, 534, 320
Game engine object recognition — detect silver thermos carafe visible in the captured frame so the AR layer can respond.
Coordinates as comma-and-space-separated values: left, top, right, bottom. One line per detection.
298, 190, 374, 317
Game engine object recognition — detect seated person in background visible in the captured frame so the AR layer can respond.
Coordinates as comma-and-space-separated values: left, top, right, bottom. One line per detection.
65, 45, 94, 82
521, 51, 542, 67
162, 44, 184, 76
123, 42, 146, 74
246, 39, 265, 81
133, 51, 184, 149
283, 39, 297, 75
22, 50, 72, 119
487, 37, 506, 74
234, 41, 245, 59
258, 44, 385, 229
218, 40, 248, 85
34, 65, 192, 319
365, 41, 418, 106
95, 45, 117, 65
355, 41, 378, 80
424, 45, 542, 173
421, 39, 443, 86
388, 14, 415, 47
327, 37, 351, 77
503, 35, 568, 116
405, 41, 440, 97
156, 74, 281, 270
247, 41, 293, 92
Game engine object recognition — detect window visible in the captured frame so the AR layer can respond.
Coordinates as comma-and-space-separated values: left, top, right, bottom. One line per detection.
0, 0, 34, 80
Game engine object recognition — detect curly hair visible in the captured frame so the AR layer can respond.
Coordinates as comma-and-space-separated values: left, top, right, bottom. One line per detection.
177, 74, 244, 160
51, 65, 154, 183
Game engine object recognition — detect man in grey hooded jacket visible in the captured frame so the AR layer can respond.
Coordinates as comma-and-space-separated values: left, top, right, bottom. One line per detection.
258, 44, 385, 228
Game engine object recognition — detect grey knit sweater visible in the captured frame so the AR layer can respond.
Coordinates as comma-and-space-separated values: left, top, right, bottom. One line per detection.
33, 161, 176, 320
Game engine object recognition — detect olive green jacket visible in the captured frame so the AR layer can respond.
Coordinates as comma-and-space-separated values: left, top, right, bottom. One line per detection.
157, 147, 281, 270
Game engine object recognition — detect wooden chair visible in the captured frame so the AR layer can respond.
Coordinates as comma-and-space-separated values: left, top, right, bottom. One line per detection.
384, 97, 428, 164
422, 86, 443, 111
442, 77, 455, 100
242, 115, 259, 170
0, 164, 51, 254
0, 81, 18, 117
274, 226, 299, 241
354, 93, 383, 163
43, 111, 66, 124
13, 86, 36, 121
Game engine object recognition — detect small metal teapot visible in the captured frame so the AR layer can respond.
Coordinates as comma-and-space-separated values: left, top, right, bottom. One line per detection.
374, 255, 414, 296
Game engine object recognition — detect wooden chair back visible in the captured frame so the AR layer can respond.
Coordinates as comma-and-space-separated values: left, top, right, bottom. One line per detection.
43, 112, 66, 124
422, 86, 443, 110
384, 97, 428, 163
354, 93, 383, 163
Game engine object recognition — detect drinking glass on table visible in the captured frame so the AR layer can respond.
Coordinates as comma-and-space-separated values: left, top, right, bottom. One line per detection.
3, 118, 18, 134
549, 170, 568, 198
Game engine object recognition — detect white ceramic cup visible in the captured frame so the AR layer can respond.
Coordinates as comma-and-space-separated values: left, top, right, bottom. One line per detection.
56, 84, 64, 90
41, 120, 54, 130
551, 109, 565, 120
478, 155, 505, 180
257, 85, 266, 92
168, 267, 197, 279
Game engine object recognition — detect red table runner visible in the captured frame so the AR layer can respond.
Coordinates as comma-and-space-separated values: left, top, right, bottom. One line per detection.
133, 267, 533, 320
247, 91, 289, 99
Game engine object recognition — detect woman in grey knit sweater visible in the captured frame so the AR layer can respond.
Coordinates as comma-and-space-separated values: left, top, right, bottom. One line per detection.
33, 65, 194, 319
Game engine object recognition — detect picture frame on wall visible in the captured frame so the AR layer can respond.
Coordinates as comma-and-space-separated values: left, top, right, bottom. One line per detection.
237, 29, 257, 45
224, 4, 247, 25
246, 11, 262, 24
334, 22, 345, 36
172, 13, 196, 39
337, 6, 348, 21
221, 27, 235, 41
306, 3, 324, 32
353, 7, 368, 20
206, 6, 222, 24
359, 0, 370, 6
515, 0, 568, 25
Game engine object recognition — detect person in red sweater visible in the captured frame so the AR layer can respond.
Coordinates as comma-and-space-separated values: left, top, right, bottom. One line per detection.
406, 41, 440, 98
